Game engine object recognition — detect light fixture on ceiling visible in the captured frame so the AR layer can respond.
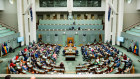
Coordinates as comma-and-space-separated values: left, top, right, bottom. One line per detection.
127, 0, 132, 4
9, 0, 14, 4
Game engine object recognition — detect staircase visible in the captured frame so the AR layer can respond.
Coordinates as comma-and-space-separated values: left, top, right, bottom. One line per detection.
126, 25, 140, 36
0, 24, 16, 38
123, 22, 140, 36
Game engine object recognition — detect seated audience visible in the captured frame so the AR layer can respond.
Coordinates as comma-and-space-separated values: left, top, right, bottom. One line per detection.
123, 54, 127, 60
22, 65, 28, 71
114, 61, 121, 67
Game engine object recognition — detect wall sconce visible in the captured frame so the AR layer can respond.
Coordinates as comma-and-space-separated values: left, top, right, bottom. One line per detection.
75, 32, 78, 35
63, 32, 66, 35
13, 38, 16, 41
131, 40, 133, 43
8, 40, 11, 43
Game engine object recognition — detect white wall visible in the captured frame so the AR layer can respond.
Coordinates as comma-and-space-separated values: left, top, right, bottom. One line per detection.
137, 0, 140, 10
0, 0, 17, 28
123, 0, 140, 29
0, 0, 4, 10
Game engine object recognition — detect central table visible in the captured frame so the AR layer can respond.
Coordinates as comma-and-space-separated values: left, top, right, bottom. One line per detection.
65, 55, 76, 61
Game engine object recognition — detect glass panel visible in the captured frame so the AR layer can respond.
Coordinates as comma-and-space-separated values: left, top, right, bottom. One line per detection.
73, 0, 101, 7
40, 0, 67, 7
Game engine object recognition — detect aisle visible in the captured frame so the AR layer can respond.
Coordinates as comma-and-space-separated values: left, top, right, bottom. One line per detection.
56, 47, 86, 74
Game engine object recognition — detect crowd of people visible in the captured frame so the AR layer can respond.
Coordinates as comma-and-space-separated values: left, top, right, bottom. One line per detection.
8, 42, 65, 74
77, 42, 132, 74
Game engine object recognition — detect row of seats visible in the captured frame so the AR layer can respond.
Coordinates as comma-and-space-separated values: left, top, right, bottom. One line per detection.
126, 25, 140, 36
39, 20, 102, 25
76, 43, 133, 74
38, 25, 103, 30
8, 43, 65, 74
0, 25, 15, 37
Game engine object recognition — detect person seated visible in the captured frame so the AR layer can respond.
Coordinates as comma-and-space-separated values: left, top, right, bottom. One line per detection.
75, 50, 78, 56
124, 66, 131, 73
107, 50, 110, 53
96, 57, 100, 64
78, 27, 80, 30
85, 51, 88, 56
15, 55, 19, 60
83, 54, 89, 61
10, 61, 16, 68
73, 21, 75, 25
116, 49, 120, 54
128, 46, 132, 52
114, 55, 118, 61
94, 53, 98, 59
24, 47, 28, 52
35, 53, 39, 58
69, 27, 72, 30
60, 62, 64, 68
22, 65, 28, 71
114, 61, 121, 67
123, 54, 127, 60
40, 59, 45, 64
115, 58, 120, 63
24, 55, 28, 61
72, 26, 74, 30
10, 66, 17, 73
63, 50, 66, 56
109, 52, 114, 56
69, 40, 72, 43
21, 58, 26, 64
106, 58, 110, 64
110, 68, 114, 72
53, 53, 57, 59
126, 58, 132, 67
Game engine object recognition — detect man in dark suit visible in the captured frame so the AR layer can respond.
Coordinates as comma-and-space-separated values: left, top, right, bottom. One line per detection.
69, 40, 72, 43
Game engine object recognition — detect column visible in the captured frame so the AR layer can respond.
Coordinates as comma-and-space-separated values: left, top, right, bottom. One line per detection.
64, 14, 67, 19
117, 0, 124, 45
104, 0, 111, 43
57, 13, 60, 19
67, 0, 73, 20
31, 0, 37, 43
43, 14, 47, 20
17, 0, 24, 46
74, 14, 77, 20
68, 12, 73, 20
50, 14, 53, 19
112, 0, 117, 45
24, 0, 29, 45
87, 14, 91, 19
81, 14, 84, 19
94, 14, 98, 19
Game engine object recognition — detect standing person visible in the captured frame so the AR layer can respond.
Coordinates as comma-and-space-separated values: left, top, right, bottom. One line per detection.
73, 21, 76, 25
5, 75, 11, 79
60, 62, 64, 68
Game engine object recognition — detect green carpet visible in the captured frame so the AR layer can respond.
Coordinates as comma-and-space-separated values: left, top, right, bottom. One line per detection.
114, 45, 140, 73
1, 46, 140, 74
0, 46, 25, 74
55, 47, 86, 74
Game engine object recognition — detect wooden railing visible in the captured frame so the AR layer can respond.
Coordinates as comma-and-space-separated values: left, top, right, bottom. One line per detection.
123, 21, 140, 32
0, 21, 18, 33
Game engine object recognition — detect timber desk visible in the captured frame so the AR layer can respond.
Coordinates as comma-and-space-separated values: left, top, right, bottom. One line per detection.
64, 47, 77, 61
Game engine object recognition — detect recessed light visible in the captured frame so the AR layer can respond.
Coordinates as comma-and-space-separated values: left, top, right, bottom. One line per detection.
9, 0, 14, 4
